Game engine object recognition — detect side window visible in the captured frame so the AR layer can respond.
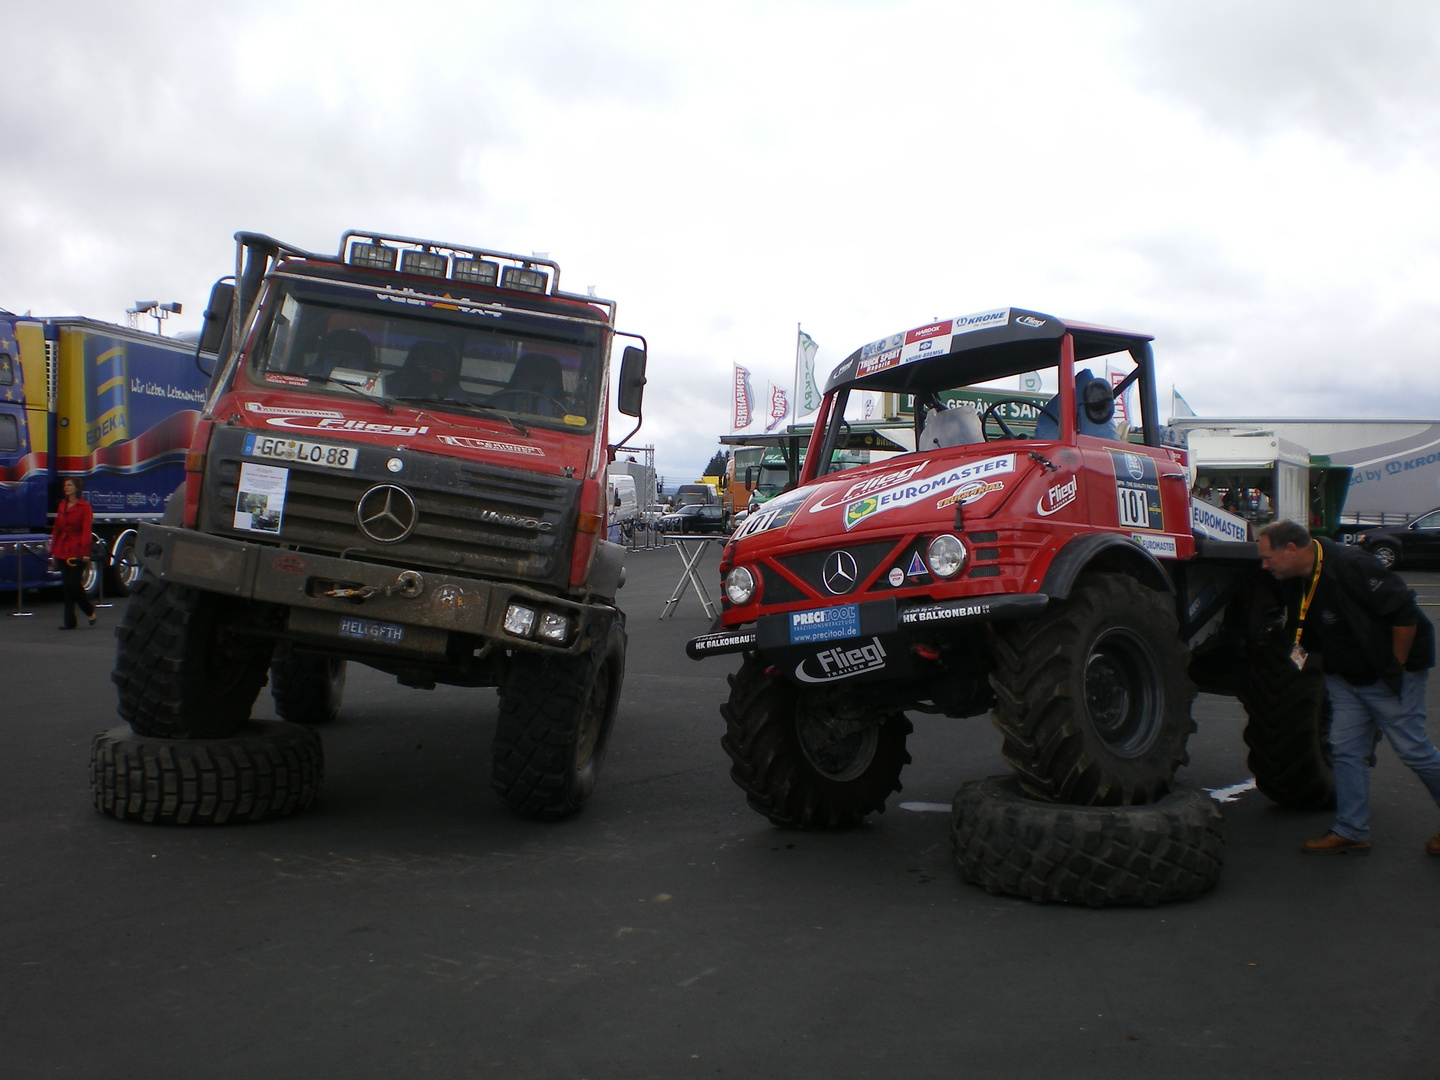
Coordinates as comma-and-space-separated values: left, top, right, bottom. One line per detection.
0, 413, 19, 452
0, 353, 13, 385
1414, 511, 1440, 530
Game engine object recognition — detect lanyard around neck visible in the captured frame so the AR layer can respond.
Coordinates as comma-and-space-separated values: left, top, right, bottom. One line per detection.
1294, 540, 1323, 647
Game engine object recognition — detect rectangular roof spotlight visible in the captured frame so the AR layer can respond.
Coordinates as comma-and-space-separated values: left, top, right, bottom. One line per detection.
452, 258, 499, 286
501, 266, 549, 294
348, 242, 398, 271
401, 249, 449, 278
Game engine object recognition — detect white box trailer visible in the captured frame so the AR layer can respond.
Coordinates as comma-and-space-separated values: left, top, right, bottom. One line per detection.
1187, 431, 1311, 529
1172, 417, 1440, 524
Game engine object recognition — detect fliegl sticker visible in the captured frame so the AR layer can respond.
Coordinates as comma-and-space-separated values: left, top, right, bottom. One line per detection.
843, 454, 1015, 530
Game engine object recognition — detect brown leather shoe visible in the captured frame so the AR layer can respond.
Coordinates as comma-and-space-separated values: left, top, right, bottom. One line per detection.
1301, 831, 1370, 855
1426, 831, 1440, 857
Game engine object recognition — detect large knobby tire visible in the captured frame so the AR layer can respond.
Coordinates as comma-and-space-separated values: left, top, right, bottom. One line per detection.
1238, 634, 1336, 812
111, 572, 276, 739
951, 774, 1224, 907
989, 573, 1196, 806
90, 721, 323, 825
270, 653, 347, 725
491, 620, 626, 820
720, 655, 913, 828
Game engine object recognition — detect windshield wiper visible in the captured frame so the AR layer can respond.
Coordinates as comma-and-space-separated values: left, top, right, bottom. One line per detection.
389, 396, 530, 436
322, 376, 394, 413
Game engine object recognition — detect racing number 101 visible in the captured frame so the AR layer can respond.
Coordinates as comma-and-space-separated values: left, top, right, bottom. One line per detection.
1117, 486, 1149, 528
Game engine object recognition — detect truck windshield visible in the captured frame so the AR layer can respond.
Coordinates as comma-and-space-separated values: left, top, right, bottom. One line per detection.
245, 284, 606, 432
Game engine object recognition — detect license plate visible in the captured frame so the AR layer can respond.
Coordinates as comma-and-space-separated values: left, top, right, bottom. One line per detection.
338, 617, 405, 645
244, 433, 358, 470
788, 604, 861, 644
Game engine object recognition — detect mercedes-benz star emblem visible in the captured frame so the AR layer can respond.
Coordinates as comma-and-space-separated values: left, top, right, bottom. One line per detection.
356, 484, 417, 543
821, 550, 859, 595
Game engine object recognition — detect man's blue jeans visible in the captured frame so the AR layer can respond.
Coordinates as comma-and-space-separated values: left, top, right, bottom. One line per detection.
1327, 670, 1440, 841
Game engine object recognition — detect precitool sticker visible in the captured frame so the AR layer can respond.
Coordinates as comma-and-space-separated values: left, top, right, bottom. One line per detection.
436, 434, 544, 457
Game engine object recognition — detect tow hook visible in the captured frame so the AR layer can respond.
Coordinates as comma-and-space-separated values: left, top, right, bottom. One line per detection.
320, 570, 426, 601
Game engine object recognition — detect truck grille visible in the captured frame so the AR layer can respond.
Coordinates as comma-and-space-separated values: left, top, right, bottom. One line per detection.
201, 428, 579, 587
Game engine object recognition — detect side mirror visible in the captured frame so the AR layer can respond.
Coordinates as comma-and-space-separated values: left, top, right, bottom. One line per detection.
616, 345, 647, 417
1081, 379, 1115, 425
745, 466, 757, 485
197, 281, 235, 356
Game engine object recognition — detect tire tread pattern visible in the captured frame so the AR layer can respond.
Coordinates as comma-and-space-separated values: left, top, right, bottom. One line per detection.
90, 722, 323, 825
720, 656, 912, 828
951, 774, 1224, 907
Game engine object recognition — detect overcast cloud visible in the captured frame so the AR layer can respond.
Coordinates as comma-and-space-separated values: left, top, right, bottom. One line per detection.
2, 0, 1438, 482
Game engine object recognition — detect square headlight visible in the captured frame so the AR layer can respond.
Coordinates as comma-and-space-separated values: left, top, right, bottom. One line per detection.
537, 611, 570, 643
503, 603, 536, 637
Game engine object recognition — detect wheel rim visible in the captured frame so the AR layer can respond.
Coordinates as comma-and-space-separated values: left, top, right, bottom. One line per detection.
114, 535, 143, 590
1374, 545, 1397, 568
796, 711, 880, 781
81, 560, 100, 595
1084, 628, 1163, 757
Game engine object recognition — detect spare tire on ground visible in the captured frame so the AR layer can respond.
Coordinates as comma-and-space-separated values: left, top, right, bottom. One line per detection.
91, 721, 323, 825
951, 774, 1224, 907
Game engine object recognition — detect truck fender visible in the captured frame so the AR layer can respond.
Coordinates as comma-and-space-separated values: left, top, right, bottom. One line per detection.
1038, 533, 1174, 601
587, 539, 627, 601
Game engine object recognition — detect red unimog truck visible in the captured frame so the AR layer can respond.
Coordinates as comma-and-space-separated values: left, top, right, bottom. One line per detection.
94, 230, 648, 825
687, 308, 1327, 905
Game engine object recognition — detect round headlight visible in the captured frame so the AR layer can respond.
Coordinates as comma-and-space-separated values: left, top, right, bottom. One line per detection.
927, 534, 968, 578
725, 565, 758, 605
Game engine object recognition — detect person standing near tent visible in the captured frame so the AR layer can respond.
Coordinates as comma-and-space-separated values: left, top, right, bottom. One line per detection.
50, 477, 97, 630
1257, 520, 1440, 856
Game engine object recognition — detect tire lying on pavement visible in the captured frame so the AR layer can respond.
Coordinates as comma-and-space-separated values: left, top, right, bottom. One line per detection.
950, 774, 1224, 907
90, 721, 323, 825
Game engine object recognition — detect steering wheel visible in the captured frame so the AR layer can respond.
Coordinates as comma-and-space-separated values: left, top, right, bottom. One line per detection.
979, 399, 1037, 441
483, 389, 570, 416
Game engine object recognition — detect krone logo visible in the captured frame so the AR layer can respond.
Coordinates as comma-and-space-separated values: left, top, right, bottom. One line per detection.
822, 550, 860, 595
356, 484, 418, 543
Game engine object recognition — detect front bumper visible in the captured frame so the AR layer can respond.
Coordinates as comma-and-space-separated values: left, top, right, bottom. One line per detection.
137, 523, 615, 657
686, 592, 1050, 662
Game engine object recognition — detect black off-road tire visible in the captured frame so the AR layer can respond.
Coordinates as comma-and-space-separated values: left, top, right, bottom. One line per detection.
112, 572, 276, 739
90, 721, 323, 825
491, 620, 626, 820
1239, 645, 1335, 811
720, 655, 913, 828
989, 572, 1196, 806
951, 774, 1224, 907
270, 653, 347, 725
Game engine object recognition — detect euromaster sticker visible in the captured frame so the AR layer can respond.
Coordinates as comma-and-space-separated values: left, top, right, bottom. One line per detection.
843, 454, 1016, 529
1132, 533, 1178, 558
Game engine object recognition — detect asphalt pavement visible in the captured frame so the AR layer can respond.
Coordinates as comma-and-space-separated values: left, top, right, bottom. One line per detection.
2, 551, 1439, 1079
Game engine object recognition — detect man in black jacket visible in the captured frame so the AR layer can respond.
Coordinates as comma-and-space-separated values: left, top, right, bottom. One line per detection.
1258, 520, 1440, 855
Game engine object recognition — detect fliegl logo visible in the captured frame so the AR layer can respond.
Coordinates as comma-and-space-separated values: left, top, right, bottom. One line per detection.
795, 637, 889, 683
1036, 475, 1078, 517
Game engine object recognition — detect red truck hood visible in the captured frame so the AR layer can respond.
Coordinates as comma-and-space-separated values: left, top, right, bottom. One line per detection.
732, 448, 1039, 549
217, 389, 594, 477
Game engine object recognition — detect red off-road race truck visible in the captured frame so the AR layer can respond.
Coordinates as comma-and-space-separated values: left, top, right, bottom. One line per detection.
688, 308, 1329, 904
94, 230, 648, 825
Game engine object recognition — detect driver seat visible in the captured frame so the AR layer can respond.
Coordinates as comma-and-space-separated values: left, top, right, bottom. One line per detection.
920, 404, 982, 450
392, 340, 461, 400
495, 353, 565, 416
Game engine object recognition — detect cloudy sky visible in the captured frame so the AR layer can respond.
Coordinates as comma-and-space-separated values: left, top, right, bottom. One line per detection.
3, 0, 1439, 483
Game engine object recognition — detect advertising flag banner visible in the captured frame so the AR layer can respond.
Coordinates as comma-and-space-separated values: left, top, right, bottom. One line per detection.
1108, 367, 1131, 423
732, 364, 753, 430
766, 384, 789, 431
795, 330, 821, 415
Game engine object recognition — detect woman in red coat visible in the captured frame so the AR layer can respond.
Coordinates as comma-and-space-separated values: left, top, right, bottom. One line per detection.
50, 477, 97, 629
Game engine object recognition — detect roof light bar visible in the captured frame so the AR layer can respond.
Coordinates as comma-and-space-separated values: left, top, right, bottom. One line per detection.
348, 242, 397, 271
401, 249, 448, 278
502, 266, 549, 294
452, 257, 499, 286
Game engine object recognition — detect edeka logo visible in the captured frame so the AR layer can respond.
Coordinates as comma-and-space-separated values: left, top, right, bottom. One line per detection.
843, 454, 1016, 530
795, 637, 888, 683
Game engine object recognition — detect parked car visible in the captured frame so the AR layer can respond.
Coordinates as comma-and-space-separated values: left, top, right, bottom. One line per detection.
1357, 507, 1440, 568
660, 503, 727, 534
